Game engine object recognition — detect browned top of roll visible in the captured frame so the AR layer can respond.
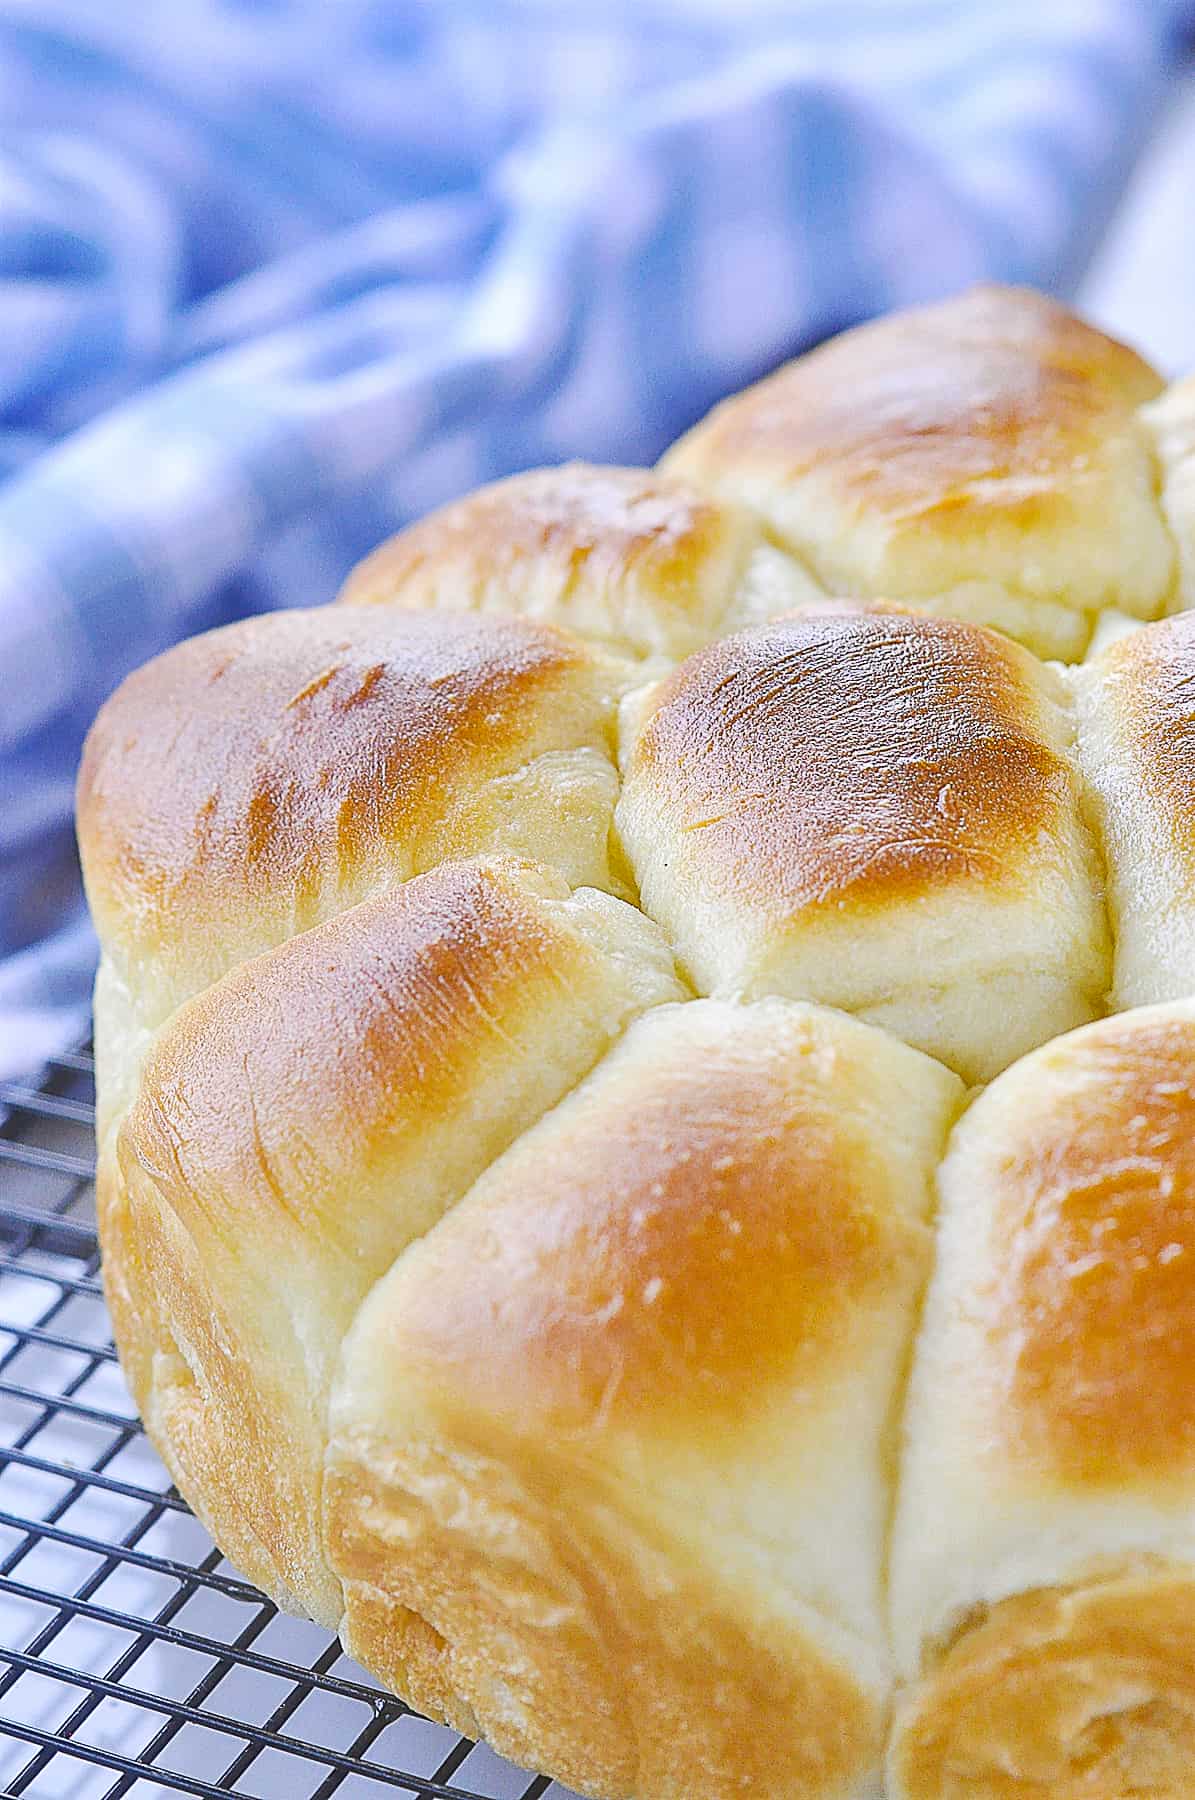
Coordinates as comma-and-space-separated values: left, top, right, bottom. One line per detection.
667, 285, 1162, 531
336, 462, 765, 657
124, 859, 608, 1256
368, 999, 940, 1442
625, 609, 1072, 919
341, 462, 731, 597
78, 605, 614, 978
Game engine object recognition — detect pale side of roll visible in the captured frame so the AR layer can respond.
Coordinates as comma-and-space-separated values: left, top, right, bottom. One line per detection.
1141, 374, 1195, 614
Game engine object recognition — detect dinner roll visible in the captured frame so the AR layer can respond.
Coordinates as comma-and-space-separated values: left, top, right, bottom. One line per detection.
326, 998, 961, 1800
101, 857, 682, 1629
78, 605, 629, 1047
616, 608, 1108, 1083
890, 1002, 1195, 1800
336, 461, 823, 660
1073, 612, 1195, 1010
665, 286, 1171, 659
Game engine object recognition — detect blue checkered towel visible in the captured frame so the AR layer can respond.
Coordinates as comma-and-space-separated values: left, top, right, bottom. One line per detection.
0, 0, 1189, 1077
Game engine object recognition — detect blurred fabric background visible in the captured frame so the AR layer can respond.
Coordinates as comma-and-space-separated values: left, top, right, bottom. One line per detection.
0, 0, 1192, 1076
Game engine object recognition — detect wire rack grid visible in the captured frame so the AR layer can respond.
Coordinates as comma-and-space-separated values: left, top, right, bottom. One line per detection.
0, 1043, 575, 1800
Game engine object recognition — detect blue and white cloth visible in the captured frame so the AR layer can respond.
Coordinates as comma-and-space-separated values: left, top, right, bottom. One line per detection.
0, 0, 1190, 1077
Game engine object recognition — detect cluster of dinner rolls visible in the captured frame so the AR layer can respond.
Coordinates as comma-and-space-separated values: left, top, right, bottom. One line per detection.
77, 286, 1195, 1799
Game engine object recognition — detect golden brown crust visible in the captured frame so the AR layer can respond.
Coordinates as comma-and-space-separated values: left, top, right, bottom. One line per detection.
121, 861, 605, 1245
670, 286, 1161, 522
624, 609, 1070, 920
77, 605, 624, 1019
616, 605, 1110, 1081
967, 1009, 1195, 1487
890, 1568, 1195, 1799
665, 286, 1171, 656
889, 997, 1195, 1747
335, 461, 772, 658
366, 1011, 926, 1442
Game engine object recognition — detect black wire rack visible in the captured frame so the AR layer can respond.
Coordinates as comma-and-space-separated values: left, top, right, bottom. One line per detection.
0, 1043, 571, 1800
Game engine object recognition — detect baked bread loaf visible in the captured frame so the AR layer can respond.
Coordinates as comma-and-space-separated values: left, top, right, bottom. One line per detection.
77, 286, 1195, 1799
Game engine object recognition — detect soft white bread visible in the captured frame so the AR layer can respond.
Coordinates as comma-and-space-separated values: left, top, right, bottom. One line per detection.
665, 286, 1171, 659
101, 857, 682, 1630
336, 461, 823, 660
890, 1001, 1195, 1799
1073, 612, 1195, 1010
616, 607, 1108, 1083
325, 998, 962, 1800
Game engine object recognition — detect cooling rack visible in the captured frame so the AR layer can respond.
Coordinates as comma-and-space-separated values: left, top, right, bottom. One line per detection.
0, 1043, 569, 1800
